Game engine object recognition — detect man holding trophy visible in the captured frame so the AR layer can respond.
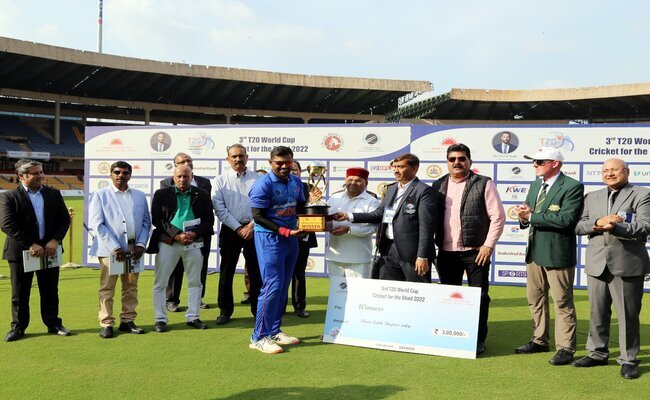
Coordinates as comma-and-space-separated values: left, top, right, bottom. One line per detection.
248, 146, 307, 354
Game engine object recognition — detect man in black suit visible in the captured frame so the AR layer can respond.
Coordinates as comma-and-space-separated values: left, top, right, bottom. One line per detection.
0, 159, 72, 342
160, 152, 212, 311
147, 164, 214, 332
333, 153, 438, 282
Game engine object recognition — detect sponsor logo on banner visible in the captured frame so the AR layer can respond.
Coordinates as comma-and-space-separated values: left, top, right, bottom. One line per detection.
323, 133, 344, 151
98, 162, 110, 174
471, 167, 480, 174
187, 133, 216, 155
498, 270, 527, 278
631, 165, 650, 183
506, 206, 521, 220
363, 132, 380, 145
97, 180, 110, 189
501, 184, 528, 201
110, 138, 124, 146
441, 137, 457, 147
426, 164, 443, 179
501, 225, 527, 242
164, 162, 174, 171
539, 131, 575, 153
306, 257, 315, 271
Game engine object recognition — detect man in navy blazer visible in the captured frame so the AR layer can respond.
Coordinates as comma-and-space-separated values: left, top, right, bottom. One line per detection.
160, 152, 213, 311
0, 159, 71, 342
88, 161, 151, 338
333, 153, 438, 282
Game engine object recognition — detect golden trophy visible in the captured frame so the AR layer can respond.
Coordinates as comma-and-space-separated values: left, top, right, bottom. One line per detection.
298, 161, 330, 232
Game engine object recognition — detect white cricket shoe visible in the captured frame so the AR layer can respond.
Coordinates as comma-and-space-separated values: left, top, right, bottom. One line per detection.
271, 332, 301, 345
249, 336, 284, 354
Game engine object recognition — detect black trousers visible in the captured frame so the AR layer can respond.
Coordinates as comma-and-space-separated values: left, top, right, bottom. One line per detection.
9, 261, 62, 331
217, 226, 261, 317
436, 249, 491, 344
166, 253, 208, 305
289, 243, 310, 312
379, 243, 431, 283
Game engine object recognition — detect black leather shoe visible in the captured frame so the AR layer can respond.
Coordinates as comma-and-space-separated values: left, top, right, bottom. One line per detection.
5, 328, 24, 342
48, 325, 72, 337
153, 321, 167, 333
240, 295, 251, 304
515, 341, 550, 354
621, 364, 640, 379
215, 315, 230, 325
296, 310, 309, 318
200, 302, 210, 309
572, 356, 608, 367
118, 321, 144, 334
476, 342, 486, 355
187, 319, 208, 330
166, 302, 180, 312
549, 349, 574, 365
99, 326, 114, 339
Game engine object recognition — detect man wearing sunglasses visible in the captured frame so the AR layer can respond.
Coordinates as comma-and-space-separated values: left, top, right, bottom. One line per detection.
247, 146, 306, 354
514, 146, 584, 366
88, 161, 151, 338
432, 144, 505, 355
1, 159, 71, 342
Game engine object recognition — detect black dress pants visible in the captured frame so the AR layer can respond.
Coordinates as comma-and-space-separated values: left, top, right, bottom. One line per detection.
217, 226, 261, 317
379, 243, 431, 283
436, 249, 491, 345
9, 261, 62, 331
290, 242, 310, 312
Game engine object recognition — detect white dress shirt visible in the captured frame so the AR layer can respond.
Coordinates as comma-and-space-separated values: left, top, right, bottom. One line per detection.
212, 169, 261, 231
327, 189, 380, 264
112, 185, 136, 242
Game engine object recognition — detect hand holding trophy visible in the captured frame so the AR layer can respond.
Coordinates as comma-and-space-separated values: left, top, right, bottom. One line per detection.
298, 161, 330, 232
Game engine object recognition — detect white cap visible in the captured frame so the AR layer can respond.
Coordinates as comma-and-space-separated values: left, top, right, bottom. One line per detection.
523, 146, 564, 161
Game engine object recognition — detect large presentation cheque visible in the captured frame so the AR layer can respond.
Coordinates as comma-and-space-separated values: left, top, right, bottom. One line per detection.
322, 277, 481, 359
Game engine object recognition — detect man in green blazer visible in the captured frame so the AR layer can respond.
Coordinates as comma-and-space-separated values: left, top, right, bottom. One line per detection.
514, 146, 584, 366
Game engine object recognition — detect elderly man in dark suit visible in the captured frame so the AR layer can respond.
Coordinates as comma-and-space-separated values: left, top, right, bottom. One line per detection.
0, 159, 71, 342
333, 153, 438, 283
574, 158, 650, 379
148, 164, 214, 332
160, 152, 212, 312
514, 146, 584, 366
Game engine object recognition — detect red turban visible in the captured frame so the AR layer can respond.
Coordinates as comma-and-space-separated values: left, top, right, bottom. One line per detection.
345, 167, 369, 181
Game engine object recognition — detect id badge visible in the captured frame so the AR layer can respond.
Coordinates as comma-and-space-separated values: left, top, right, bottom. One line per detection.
617, 211, 636, 223
383, 208, 396, 224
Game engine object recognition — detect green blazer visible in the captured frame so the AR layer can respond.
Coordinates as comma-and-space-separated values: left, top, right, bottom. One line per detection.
521, 172, 584, 268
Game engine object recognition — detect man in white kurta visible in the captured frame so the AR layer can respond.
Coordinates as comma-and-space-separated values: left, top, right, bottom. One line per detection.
326, 168, 380, 278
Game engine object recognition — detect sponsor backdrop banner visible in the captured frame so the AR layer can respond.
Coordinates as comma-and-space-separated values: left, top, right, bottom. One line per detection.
84, 124, 650, 288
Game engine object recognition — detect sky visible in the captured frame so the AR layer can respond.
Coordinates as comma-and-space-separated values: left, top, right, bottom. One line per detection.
1, 0, 649, 95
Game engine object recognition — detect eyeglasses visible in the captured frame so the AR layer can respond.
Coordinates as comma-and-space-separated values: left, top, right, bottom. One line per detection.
112, 170, 131, 176
272, 160, 293, 167
532, 160, 551, 166
601, 168, 626, 175
447, 156, 468, 163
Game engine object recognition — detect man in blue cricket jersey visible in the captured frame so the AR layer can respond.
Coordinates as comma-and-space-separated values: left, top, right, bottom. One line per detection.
248, 146, 306, 354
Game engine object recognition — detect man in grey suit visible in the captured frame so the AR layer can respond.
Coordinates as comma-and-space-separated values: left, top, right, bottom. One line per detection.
574, 158, 650, 379
333, 153, 438, 282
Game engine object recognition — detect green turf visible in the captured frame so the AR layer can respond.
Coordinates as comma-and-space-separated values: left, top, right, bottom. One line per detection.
0, 269, 649, 399
1, 197, 650, 398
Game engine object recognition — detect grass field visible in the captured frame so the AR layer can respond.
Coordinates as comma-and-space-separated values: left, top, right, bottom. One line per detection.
1, 197, 650, 399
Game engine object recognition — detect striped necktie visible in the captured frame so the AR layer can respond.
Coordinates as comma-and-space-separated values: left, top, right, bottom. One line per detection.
534, 183, 548, 213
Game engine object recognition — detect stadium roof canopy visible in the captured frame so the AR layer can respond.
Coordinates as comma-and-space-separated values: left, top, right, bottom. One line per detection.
389, 84, 650, 123
0, 36, 431, 124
